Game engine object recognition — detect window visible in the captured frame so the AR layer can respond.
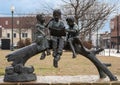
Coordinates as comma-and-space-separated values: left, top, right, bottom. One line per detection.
5, 21, 8, 25
7, 33, 10, 38
22, 33, 28, 38
22, 33, 24, 38
14, 33, 16, 38
17, 20, 19, 25
25, 33, 28, 37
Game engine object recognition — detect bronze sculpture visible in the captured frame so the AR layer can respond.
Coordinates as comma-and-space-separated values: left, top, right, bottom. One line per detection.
4, 11, 118, 82
4, 37, 117, 81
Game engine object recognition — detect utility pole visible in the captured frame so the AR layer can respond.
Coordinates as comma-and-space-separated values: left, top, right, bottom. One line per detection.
116, 15, 119, 53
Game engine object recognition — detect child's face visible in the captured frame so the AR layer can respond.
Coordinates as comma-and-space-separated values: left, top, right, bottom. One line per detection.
53, 13, 61, 22
67, 21, 74, 27
37, 16, 45, 24
40, 16, 45, 23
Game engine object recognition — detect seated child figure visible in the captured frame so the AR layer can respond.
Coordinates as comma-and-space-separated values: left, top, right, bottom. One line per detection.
48, 9, 65, 68
35, 14, 50, 60
66, 16, 79, 58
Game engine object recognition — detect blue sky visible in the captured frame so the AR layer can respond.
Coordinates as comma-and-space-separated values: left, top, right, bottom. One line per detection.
0, 0, 118, 17
0, 0, 62, 15
0, 0, 119, 33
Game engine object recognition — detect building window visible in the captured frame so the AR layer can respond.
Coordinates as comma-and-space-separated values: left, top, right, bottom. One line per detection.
22, 33, 28, 38
7, 33, 10, 38
17, 20, 19, 25
14, 33, 16, 38
22, 33, 24, 38
25, 33, 28, 37
5, 21, 8, 25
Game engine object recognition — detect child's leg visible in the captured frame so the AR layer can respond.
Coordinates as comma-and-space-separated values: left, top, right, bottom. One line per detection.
40, 51, 46, 60
46, 49, 51, 55
68, 38, 76, 58
52, 37, 58, 57
58, 37, 64, 55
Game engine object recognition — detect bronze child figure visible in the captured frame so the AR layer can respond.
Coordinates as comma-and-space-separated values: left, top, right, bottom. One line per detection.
66, 16, 79, 58
35, 14, 50, 60
48, 9, 66, 68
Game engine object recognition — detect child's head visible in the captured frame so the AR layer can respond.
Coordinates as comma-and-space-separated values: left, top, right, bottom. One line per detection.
36, 14, 45, 24
66, 16, 75, 27
53, 9, 61, 22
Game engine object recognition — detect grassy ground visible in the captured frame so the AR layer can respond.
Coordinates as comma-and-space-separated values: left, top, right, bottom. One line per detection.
0, 49, 120, 76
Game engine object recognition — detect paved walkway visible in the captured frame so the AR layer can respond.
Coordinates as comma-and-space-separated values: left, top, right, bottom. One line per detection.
0, 75, 120, 84
36, 75, 112, 83
36, 75, 120, 83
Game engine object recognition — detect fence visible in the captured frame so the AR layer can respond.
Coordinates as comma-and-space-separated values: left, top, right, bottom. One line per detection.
99, 49, 120, 57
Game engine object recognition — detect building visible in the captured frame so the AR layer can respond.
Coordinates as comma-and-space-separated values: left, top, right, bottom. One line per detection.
0, 16, 36, 46
0, 15, 52, 47
110, 15, 120, 49
91, 31, 111, 49
91, 14, 120, 49
99, 32, 110, 49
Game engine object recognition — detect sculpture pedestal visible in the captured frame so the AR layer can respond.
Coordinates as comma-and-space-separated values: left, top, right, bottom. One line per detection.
4, 64, 36, 82
4, 73, 36, 82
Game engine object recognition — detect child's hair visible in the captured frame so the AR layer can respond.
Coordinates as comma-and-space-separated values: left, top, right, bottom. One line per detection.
36, 14, 42, 21
53, 9, 61, 16
66, 16, 75, 22
36, 14, 45, 23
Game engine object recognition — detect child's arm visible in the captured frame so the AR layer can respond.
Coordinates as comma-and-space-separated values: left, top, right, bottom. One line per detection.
36, 25, 45, 36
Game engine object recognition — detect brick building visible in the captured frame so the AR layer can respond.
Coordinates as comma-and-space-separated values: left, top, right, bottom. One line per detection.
110, 15, 120, 49
0, 16, 36, 46
0, 15, 51, 46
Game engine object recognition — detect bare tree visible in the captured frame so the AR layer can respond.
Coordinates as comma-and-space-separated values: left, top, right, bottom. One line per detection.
61, 0, 117, 40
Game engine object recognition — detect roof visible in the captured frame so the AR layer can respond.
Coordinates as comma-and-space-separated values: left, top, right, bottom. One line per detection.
0, 16, 52, 29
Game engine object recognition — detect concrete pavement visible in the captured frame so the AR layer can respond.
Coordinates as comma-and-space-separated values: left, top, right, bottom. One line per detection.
0, 75, 120, 85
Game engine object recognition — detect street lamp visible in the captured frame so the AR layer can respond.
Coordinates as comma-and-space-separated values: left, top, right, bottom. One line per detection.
10, 5, 15, 51
0, 26, 1, 36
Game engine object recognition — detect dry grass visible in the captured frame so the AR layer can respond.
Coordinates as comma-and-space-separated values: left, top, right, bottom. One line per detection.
0, 49, 120, 76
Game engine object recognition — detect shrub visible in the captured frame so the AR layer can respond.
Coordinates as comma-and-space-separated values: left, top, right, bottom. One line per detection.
17, 39, 25, 48
24, 38, 31, 46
